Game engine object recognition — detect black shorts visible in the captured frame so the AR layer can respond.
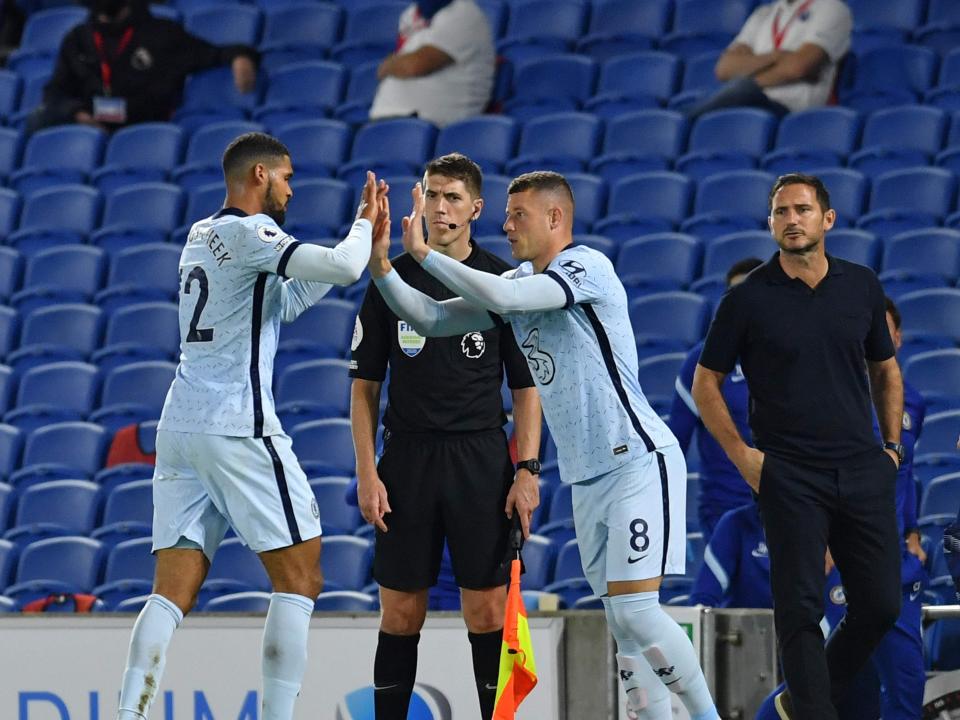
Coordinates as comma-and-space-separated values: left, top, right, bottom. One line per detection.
373, 428, 514, 591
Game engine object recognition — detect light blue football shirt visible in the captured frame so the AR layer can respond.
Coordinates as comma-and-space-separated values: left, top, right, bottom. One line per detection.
503, 245, 677, 483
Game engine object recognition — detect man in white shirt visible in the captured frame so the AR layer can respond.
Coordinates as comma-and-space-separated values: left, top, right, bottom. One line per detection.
687, 0, 852, 118
369, 0, 495, 127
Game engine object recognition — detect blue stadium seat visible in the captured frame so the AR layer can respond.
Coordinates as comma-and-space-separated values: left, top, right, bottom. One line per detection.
7, 304, 103, 371
904, 350, 960, 413
321, 535, 372, 591
506, 112, 601, 175
637, 353, 688, 413
91, 478, 152, 548
681, 170, 774, 239
0, 71, 21, 125
0, 127, 23, 180
519, 535, 557, 591
596, 172, 693, 241
184, 5, 262, 46
308, 476, 360, 536
276, 359, 351, 427
564, 174, 607, 232
11, 245, 106, 313
0, 537, 15, 588
916, 0, 960, 56
899, 289, 960, 345
504, 55, 597, 120
669, 51, 722, 110
7, 185, 101, 256
916, 455, 960, 492
90, 183, 185, 254
314, 590, 377, 612
99, 536, 154, 588
0, 307, 18, 360
676, 109, 776, 181
660, 0, 753, 58
702, 231, 774, 278
0, 189, 21, 240
922, 473, 960, 518
882, 229, 960, 279
0, 247, 21, 304
10, 71, 51, 130
859, 168, 956, 238
6, 7, 87, 76
552, 538, 584, 583
811, 168, 869, 225
254, 60, 347, 130
178, 183, 227, 233
916, 410, 960, 459
90, 361, 176, 433
95, 244, 181, 314
576, 0, 668, 61
259, 3, 342, 69
283, 179, 352, 238
0, 426, 22, 481
10, 125, 105, 196
840, 45, 938, 112
434, 116, 518, 174
3, 361, 99, 434
660, 576, 694, 604
762, 107, 862, 174
499, 0, 587, 58
92, 302, 180, 372
849, 106, 947, 178
11, 422, 108, 485
274, 119, 350, 179
201, 537, 271, 603
472, 173, 511, 236
175, 67, 261, 132
173, 121, 264, 191
590, 110, 688, 183
4, 479, 101, 545
333, 61, 380, 123
278, 298, 357, 361
846, 0, 924, 33
203, 590, 272, 612
880, 271, 949, 304
290, 418, 355, 476
575, 234, 617, 261
928, 48, 960, 110
616, 233, 702, 292
91, 123, 184, 195
0, 482, 13, 532
585, 51, 680, 118
629, 292, 711, 348
6, 536, 104, 602
339, 118, 437, 186
477, 0, 507, 39
330, 3, 404, 65
826, 228, 880, 270
549, 482, 573, 524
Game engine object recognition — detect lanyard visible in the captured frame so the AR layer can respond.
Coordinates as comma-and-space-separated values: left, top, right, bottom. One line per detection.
772, 0, 816, 50
92, 26, 134, 96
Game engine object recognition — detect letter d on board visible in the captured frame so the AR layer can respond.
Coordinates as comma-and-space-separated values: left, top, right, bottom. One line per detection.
19, 692, 69, 720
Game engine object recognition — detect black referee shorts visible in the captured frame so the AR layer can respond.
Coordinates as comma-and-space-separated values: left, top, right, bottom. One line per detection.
373, 428, 514, 591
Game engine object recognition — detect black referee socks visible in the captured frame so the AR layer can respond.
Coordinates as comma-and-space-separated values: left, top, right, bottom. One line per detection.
469, 629, 503, 720
374, 631, 420, 720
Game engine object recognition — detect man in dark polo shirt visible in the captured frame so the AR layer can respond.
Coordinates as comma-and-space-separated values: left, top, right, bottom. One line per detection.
349, 153, 541, 720
691, 173, 904, 720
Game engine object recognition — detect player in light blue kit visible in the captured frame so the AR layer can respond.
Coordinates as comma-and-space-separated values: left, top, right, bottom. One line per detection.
114, 133, 387, 720
369, 172, 719, 719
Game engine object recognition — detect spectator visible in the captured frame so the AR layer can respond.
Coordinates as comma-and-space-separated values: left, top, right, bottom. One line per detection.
28, 0, 258, 132
669, 257, 763, 543
369, 0, 494, 127
686, 0, 852, 119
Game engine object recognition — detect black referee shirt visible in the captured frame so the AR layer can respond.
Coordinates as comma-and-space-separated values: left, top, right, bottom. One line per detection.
699, 252, 895, 467
349, 241, 534, 434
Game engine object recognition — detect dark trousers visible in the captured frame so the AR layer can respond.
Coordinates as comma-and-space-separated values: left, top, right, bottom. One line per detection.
685, 76, 790, 120
757, 450, 901, 720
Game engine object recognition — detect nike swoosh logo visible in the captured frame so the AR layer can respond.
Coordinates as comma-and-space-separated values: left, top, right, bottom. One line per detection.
627, 555, 648, 564
909, 592, 921, 602
374, 684, 400, 691
484, 683, 498, 691
664, 678, 680, 686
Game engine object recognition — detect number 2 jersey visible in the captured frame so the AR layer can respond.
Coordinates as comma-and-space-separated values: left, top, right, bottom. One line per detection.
159, 208, 349, 438
502, 245, 677, 483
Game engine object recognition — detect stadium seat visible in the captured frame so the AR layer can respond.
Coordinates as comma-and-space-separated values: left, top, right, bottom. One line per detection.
597, 172, 693, 241
859, 168, 956, 238
676, 109, 776, 181
6, 7, 88, 77
703, 231, 774, 278
259, 3, 342, 69
520, 535, 557, 591
637, 353, 688, 411
899, 290, 960, 344
661, 0, 753, 58
92, 302, 180, 372
0, 189, 20, 240
0, 247, 22, 303
590, 109, 688, 183
499, 0, 587, 57
762, 107, 862, 174
552, 538, 584, 583
826, 228, 881, 270
548, 483, 573, 525
329, 3, 405, 65
314, 590, 377, 612
847, 0, 924, 33
174, 67, 261, 132
273, 119, 351, 179
7, 304, 103, 371
278, 298, 356, 361
4, 479, 101, 544
10, 70, 51, 130
0, 71, 20, 126
98, 536, 155, 591
10, 245, 106, 313
616, 233, 702, 292
506, 112, 601, 176
576, 0, 669, 61
922, 473, 960, 519
915, 0, 960, 56
563, 174, 607, 232
585, 51, 679, 118
681, 170, 774, 239
669, 51, 722, 110
89, 361, 176, 433
282, 178, 352, 238
812, 168, 869, 224
184, 4, 261, 46
0, 482, 12, 532
308, 476, 360, 537
94, 244, 180, 313
3, 361, 99, 434
0, 127, 22, 181
201, 538, 271, 602
0, 426, 22, 480
882, 229, 960, 279
574, 234, 617, 261
90, 183, 185, 254
629, 292, 711, 348
290, 418, 355, 476
173, 121, 264, 191
254, 60, 347, 130
321, 535, 372, 591
849, 106, 947, 178
202, 590, 271, 612
0, 537, 15, 588
880, 271, 949, 304
11, 422, 108, 486
338, 118, 437, 186
433, 115, 518, 175
7, 185, 101, 257
840, 45, 938, 112
91, 123, 184, 195
91, 478, 152, 548
917, 410, 960, 458
332, 61, 380, 123
10, 125, 105, 196
6, 536, 105, 601
504, 55, 597, 120
276, 359, 351, 426
903, 349, 960, 411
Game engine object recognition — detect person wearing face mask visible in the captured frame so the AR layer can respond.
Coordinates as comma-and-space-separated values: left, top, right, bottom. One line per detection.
369, 0, 494, 127
28, 0, 258, 132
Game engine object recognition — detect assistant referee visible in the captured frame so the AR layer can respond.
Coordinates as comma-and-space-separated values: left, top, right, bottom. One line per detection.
349, 153, 541, 720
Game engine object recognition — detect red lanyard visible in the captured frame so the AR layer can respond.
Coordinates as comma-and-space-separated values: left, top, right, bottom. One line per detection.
92, 27, 134, 95
772, 0, 816, 50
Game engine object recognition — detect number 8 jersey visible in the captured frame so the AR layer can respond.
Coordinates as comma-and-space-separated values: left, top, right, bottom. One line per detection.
159, 208, 305, 438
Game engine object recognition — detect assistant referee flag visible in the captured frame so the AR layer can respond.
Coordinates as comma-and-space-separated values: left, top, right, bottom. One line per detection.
493, 557, 537, 719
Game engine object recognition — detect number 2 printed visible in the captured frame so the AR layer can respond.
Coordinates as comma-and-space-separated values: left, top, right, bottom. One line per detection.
183, 266, 214, 343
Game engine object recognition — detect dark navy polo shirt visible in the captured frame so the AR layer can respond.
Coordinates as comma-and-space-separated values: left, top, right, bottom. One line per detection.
699, 252, 895, 467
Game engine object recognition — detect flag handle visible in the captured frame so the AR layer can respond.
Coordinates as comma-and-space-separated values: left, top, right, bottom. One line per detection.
510, 511, 523, 559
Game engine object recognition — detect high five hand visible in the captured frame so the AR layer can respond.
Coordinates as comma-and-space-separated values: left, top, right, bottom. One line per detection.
400, 182, 429, 262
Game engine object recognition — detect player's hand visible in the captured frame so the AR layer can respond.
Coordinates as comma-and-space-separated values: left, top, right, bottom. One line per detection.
883, 447, 901, 470
736, 447, 765, 493
824, 548, 835, 576
906, 530, 927, 564
357, 473, 391, 533
505, 470, 540, 539
231, 55, 257, 94
369, 193, 393, 278
356, 171, 380, 224
400, 182, 429, 263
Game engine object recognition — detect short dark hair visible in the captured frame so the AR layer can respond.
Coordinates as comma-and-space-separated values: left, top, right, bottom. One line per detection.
726, 257, 764, 285
885, 296, 901, 329
768, 173, 831, 213
424, 152, 483, 197
222, 132, 290, 180
508, 171, 575, 209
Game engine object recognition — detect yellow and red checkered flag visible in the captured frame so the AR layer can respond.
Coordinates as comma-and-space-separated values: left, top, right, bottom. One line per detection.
493, 526, 537, 719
